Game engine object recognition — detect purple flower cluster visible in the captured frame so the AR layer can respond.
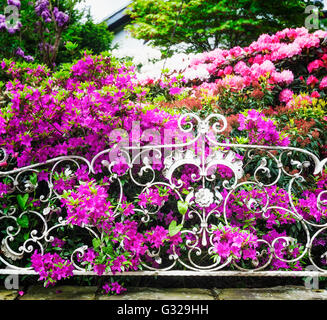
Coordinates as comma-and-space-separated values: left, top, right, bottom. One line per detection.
35, 0, 51, 23
61, 181, 114, 230
53, 7, 69, 27
111, 220, 148, 267
263, 230, 302, 270
138, 188, 170, 208
51, 237, 66, 248
38, 42, 55, 54
238, 109, 290, 146
31, 251, 74, 287
221, 186, 297, 231
79, 222, 147, 276
212, 224, 258, 260
102, 282, 126, 295
7, 0, 21, 9
0, 182, 8, 197
145, 226, 169, 249
111, 156, 130, 176
0, 54, 180, 168
296, 172, 327, 222
15, 47, 34, 62
0, 0, 22, 34
35, 1, 68, 27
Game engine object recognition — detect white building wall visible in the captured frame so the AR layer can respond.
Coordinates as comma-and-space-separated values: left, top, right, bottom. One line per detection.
112, 28, 148, 51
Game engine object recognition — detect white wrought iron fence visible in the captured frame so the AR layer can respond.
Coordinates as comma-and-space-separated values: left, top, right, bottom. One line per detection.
0, 113, 327, 277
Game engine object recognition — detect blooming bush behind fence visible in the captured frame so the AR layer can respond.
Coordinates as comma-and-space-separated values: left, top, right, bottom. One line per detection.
0, 27, 327, 290
0, 111, 327, 283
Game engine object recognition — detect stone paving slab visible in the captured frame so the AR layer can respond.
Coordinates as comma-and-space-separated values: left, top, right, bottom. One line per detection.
19, 285, 98, 300
215, 286, 327, 300
0, 285, 326, 300
97, 287, 215, 300
0, 287, 19, 300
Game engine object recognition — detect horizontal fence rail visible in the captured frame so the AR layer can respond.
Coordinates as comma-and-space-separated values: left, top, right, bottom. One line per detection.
0, 113, 327, 277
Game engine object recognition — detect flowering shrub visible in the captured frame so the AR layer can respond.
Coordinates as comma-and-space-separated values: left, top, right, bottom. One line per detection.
31, 251, 74, 287
61, 181, 115, 228
145, 27, 327, 165
0, 27, 327, 291
0, 53, 178, 168
0, 0, 115, 68
0, 0, 68, 64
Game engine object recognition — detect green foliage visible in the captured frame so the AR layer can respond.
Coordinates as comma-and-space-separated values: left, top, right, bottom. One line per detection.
127, 0, 316, 53
0, 0, 113, 67
168, 220, 183, 237
17, 214, 29, 228
58, 17, 113, 64
177, 200, 188, 216
17, 194, 29, 211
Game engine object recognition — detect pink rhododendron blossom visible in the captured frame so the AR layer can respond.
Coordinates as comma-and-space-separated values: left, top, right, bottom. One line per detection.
308, 59, 324, 73
234, 61, 250, 76
311, 90, 320, 98
307, 75, 319, 86
223, 66, 233, 75
272, 70, 294, 85
279, 89, 294, 103
319, 76, 327, 90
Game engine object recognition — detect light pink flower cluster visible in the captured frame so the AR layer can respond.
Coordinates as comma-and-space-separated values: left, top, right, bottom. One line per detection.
137, 27, 327, 102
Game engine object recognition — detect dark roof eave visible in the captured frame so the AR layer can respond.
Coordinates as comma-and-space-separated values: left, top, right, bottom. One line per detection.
102, 1, 132, 26
107, 15, 131, 32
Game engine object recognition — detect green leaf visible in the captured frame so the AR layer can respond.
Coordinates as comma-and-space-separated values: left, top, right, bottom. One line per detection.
17, 215, 29, 228
17, 194, 29, 211
177, 200, 188, 216
168, 220, 183, 237
103, 245, 114, 256
92, 238, 101, 249
65, 41, 79, 51
29, 173, 38, 186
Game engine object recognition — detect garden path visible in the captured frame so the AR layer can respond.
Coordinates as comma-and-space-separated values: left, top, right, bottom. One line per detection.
1, 285, 327, 300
